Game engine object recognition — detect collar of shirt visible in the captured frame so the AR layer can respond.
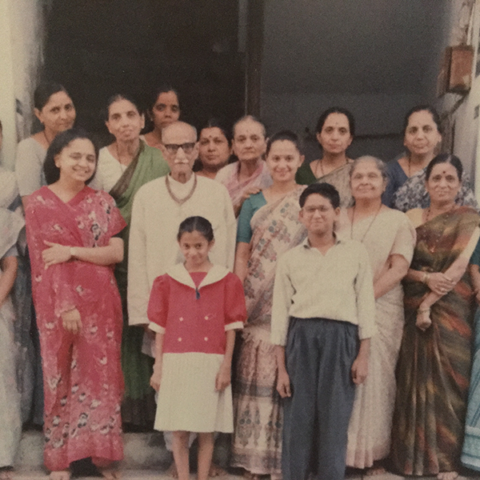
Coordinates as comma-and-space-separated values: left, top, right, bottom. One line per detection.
301, 233, 342, 250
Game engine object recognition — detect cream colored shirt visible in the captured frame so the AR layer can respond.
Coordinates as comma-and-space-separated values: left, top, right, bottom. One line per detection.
271, 236, 377, 346
128, 173, 236, 326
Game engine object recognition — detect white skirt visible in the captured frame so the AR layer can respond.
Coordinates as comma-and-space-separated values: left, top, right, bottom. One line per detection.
154, 352, 233, 433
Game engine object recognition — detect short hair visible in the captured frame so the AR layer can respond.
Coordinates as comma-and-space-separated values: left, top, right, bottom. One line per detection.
299, 182, 340, 209
266, 130, 303, 156
34, 82, 70, 111
177, 216, 214, 243
233, 115, 266, 138
200, 118, 232, 146
350, 155, 388, 181
425, 153, 463, 181
315, 107, 355, 136
403, 104, 441, 136
162, 121, 197, 141
43, 128, 98, 185
148, 85, 180, 112
103, 93, 142, 121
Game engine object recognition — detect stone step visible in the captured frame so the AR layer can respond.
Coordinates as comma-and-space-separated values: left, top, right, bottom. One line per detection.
15, 431, 228, 471
14, 431, 480, 479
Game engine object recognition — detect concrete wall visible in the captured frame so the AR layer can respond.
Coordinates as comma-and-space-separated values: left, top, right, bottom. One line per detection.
259, 0, 451, 162
437, 1, 480, 198
0, 0, 44, 169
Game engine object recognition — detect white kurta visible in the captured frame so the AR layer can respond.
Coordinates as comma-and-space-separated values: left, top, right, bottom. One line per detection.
128, 174, 236, 327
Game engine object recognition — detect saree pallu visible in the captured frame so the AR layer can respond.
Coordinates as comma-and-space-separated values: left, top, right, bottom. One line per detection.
218, 161, 272, 211
391, 207, 480, 476
0, 208, 25, 467
110, 143, 169, 428
232, 186, 307, 475
295, 160, 353, 208
462, 307, 480, 470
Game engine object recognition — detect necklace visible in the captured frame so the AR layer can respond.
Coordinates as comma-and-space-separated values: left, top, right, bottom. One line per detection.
165, 174, 198, 205
350, 202, 383, 243
424, 204, 455, 253
43, 130, 52, 146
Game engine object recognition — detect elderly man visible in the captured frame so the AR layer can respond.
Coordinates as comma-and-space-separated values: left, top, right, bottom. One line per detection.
127, 121, 236, 475
128, 121, 236, 327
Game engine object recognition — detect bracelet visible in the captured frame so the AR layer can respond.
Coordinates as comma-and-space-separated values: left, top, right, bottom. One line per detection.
418, 307, 431, 313
422, 272, 430, 284
69, 247, 77, 259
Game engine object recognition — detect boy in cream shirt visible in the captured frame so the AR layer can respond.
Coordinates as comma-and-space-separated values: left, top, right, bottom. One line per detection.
271, 183, 376, 480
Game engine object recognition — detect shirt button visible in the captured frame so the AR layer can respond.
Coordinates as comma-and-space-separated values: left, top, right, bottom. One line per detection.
204, 337, 208, 341
178, 337, 182, 342
179, 317, 184, 321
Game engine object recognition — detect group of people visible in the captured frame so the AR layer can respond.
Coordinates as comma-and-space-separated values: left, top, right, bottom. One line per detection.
1, 80, 480, 480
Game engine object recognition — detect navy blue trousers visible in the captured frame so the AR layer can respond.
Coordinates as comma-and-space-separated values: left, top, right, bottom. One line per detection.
282, 317, 359, 480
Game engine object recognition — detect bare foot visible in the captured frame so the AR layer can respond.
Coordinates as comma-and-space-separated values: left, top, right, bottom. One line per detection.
209, 463, 227, 477
437, 472, 459, 480
0, 468, 13, 480
365, 461, 386, 476
98, 467, 121, 480
49, 470, 71, 480
167, 462, 178, 478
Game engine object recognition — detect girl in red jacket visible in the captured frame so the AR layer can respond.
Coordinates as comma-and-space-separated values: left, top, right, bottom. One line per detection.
149, 216, 246, 480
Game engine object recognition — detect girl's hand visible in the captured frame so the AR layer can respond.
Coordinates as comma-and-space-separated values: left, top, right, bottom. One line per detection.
42, 241, 72, 268
426, 272, 455, 296
61, 308, 82, 334
215, 363, 231, 391
276, 370, 291, 398
416, 307, 432, 331
150, 365, 162, 391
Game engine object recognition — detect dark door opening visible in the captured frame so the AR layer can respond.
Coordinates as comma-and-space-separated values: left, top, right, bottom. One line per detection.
43, 0, 245, 141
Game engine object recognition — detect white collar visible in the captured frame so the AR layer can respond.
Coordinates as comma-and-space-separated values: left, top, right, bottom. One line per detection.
166, 263, 230, 290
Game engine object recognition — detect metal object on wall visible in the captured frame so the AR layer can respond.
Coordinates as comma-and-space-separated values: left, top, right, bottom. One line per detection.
438, 45, 474, 96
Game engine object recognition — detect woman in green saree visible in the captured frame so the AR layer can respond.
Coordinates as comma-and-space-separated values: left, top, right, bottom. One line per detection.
90, 94, 170, 429
295, 106, 355, 208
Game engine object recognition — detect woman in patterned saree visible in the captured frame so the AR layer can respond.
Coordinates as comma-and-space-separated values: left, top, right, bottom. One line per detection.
231, 131, 307, 479
391, 154, 480, 480
295, 106, 355, 208
25, 128, 126, 480
90, 94, 170, 429
215, 115, 272, 217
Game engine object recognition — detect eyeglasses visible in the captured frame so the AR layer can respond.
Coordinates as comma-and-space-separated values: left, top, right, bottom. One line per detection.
164, 142, 196, 155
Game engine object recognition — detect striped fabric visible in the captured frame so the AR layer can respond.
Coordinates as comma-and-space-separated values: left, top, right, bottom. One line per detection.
391, 206, 480, 476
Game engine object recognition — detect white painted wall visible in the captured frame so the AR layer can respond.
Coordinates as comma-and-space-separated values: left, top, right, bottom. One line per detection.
437, 1, 480, 199
0, 0, 44, 169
